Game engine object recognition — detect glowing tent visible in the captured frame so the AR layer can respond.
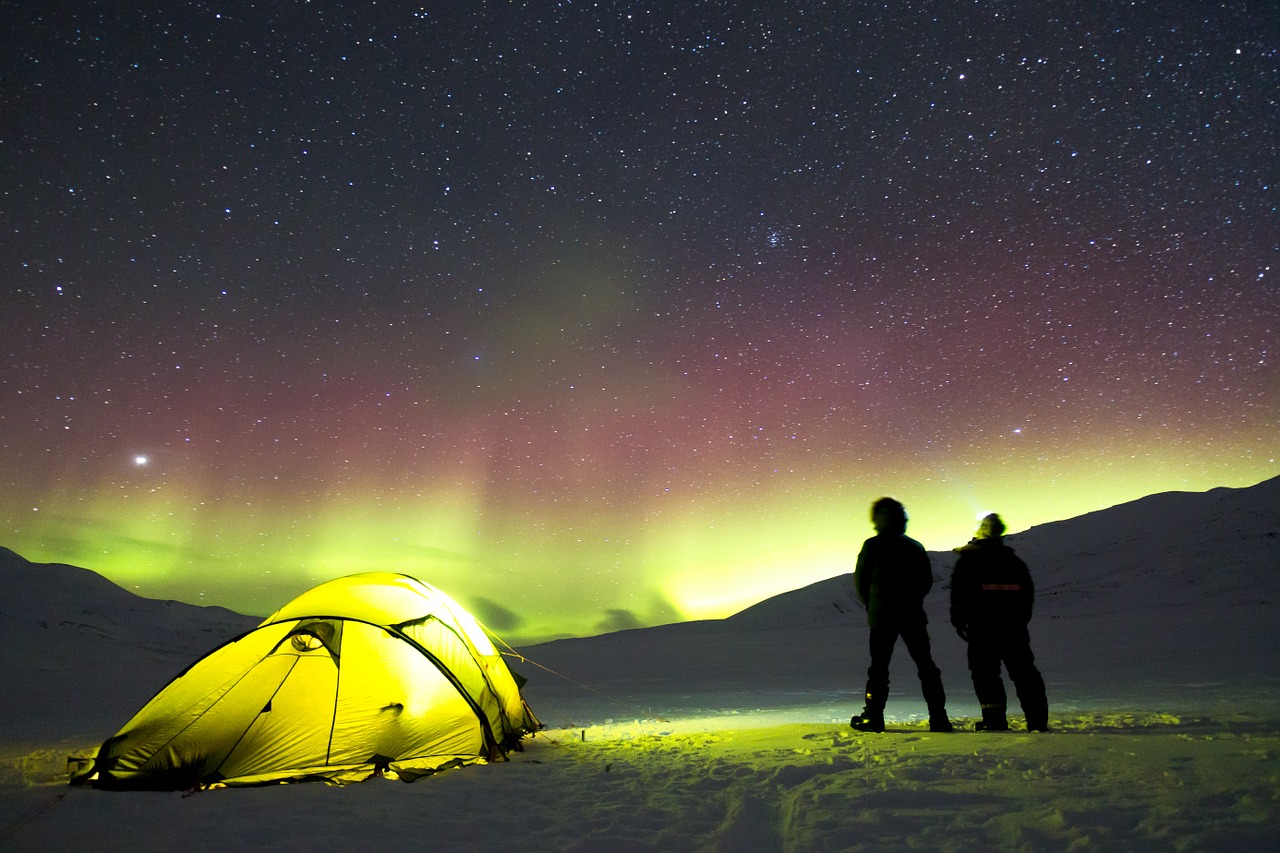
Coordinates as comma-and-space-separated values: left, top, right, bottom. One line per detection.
73, 572, 539, 789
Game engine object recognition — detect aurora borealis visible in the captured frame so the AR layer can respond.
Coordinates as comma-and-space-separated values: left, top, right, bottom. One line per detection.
3, 2, 1277, 643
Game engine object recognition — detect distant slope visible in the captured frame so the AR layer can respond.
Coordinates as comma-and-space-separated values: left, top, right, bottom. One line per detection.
0, 547, 260, 741
724, 574, 861, 630
0, 547, 260, 654
520, 476, 1280, 716
729, 474, 1280, 627
637, 476, 1280, 636
988, 474, 1280, 615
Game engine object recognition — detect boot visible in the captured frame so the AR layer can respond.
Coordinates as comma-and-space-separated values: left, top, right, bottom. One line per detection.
1021, 691, 1050, 732
851, 707, 885, 732
974, 705, 1009, 732
929, 713, 954, 733
1025, 711, 1050, 732
851, 692, 885, 732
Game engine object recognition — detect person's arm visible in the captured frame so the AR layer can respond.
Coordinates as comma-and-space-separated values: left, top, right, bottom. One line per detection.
854, 541, 872, 607
950, 555, 971, 639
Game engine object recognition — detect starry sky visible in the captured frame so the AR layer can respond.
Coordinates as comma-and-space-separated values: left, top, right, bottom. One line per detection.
3, 1, 1277, 643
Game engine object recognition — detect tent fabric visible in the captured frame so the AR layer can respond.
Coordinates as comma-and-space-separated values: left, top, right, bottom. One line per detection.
74, 573, 539, 790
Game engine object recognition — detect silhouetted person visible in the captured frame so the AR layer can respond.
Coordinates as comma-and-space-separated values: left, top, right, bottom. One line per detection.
949, 513, 1049, 732
851, 497, 952, 732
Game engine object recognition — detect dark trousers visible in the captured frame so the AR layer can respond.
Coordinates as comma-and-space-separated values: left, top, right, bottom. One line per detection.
865, 621, 947, 714
967, 627, 1048, 727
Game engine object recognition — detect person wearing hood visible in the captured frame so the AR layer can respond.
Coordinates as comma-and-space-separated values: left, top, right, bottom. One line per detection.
949, 513, 1049, 732
851, 497, 952, 733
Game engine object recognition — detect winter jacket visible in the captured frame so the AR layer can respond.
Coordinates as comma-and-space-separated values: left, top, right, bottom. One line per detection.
854, 533, 934, 628
949, 538, 1034, 635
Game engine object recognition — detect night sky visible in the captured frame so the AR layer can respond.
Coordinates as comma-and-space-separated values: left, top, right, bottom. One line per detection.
3, 2, 1277, 643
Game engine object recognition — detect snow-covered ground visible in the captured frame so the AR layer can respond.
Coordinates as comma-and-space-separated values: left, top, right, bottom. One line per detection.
2, 477, 1278, 850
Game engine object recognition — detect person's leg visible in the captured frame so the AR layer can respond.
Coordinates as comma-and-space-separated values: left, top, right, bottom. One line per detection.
901, 623, 952, 731
1002, 633, 1049, 731
853, 624, 897, 731
968, 634, 1009, 730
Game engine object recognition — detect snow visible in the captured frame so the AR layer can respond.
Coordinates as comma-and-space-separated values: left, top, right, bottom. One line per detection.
2, 477, 1279, 850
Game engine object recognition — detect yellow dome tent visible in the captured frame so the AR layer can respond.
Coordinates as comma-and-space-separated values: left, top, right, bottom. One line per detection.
73, 572, 539, 789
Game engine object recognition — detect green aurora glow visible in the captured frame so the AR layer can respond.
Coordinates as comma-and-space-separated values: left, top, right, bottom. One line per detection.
7, 443, 1274, 643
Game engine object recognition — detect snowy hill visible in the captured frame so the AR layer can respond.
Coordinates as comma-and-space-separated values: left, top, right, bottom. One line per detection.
725, 474, 1280, 628
0, 547, 259, 742
0, 547, 260, 654
1002, 476, 1280, 613
520, 476, 1280, 719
